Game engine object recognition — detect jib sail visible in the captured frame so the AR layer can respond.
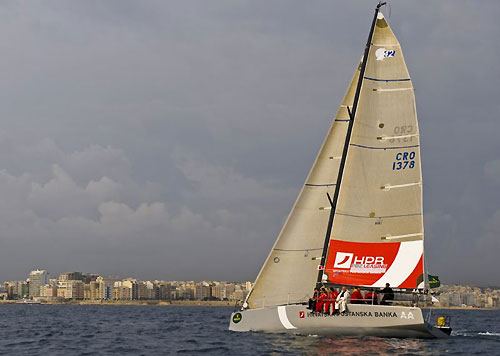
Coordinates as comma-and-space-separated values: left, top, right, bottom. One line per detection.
244, 64, 361, 309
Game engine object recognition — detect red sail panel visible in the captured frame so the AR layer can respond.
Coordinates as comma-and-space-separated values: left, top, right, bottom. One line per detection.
399, 254, 424, 289
324, 239, 423, 288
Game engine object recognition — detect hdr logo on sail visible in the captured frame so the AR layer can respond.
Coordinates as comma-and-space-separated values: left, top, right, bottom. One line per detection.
333, 252, 385, 269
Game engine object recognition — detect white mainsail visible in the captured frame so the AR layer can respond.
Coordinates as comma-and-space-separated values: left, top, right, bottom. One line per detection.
324, 12, 424, 289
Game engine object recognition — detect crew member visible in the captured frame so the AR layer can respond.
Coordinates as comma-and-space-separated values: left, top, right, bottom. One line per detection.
315, 287, 327, 313
350, 287, 363, 304
335, 286, 350, 314
364, 290, 378, 305
308, 288, 319, 310
380, 283, 394, 305
324, 287, 338, 314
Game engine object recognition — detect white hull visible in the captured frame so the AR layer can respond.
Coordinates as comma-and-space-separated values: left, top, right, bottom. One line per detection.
229, 304, 449, 338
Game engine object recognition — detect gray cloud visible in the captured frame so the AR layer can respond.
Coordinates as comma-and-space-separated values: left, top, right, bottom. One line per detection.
0, 1, 498, 285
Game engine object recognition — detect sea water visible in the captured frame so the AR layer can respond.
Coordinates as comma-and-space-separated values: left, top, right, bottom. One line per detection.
0, 305, 498, 355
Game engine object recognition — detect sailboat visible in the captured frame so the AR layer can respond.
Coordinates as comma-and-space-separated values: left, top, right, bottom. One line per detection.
229, 2, 451, 338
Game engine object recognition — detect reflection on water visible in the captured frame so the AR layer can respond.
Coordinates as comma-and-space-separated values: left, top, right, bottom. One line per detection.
265, 334, 430, 356
317, 337, 426, 355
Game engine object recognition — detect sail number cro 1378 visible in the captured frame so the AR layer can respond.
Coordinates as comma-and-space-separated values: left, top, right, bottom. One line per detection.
392, 151, 416, 170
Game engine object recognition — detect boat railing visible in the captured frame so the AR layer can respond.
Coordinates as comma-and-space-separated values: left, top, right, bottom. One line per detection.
355, 291, 433, 307
234, 289, 433, 311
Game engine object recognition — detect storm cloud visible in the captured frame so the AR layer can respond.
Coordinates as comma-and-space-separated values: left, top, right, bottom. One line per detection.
0, 1, 498, 285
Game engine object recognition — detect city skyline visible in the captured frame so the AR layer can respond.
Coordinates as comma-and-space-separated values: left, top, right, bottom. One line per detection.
3, 268, 499, 310
5, 268, 254, 285
2, 268, 253, 302
0, 1, 499, 285
4, 267, 500, 292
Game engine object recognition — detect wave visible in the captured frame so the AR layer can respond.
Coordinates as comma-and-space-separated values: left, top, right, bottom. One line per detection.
478, 332, 500, 336
454, 331, 500, 338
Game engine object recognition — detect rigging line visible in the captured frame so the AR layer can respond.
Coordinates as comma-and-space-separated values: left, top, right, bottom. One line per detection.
350, 143, 419, 150
316, 1, 386, 288
305, 183, 336, 187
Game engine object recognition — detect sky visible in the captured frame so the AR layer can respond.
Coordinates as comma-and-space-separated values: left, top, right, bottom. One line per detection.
0, 1, 498, 286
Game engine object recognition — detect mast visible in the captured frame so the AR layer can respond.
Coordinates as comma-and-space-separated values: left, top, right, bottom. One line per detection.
316, 1, 386, 287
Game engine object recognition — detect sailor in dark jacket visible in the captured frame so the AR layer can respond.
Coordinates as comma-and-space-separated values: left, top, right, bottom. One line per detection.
380, 283, 394, 305
308, 288, 319, 310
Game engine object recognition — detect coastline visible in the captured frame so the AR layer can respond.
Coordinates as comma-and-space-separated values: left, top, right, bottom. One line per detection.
1, 300, 498, 310
0, 299, 235, 307
425, 305, 500, 310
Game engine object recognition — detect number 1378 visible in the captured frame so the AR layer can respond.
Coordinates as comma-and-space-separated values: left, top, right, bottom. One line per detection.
392, 151, 416, 170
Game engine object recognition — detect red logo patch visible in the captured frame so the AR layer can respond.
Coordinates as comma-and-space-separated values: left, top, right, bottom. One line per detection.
299, 311, 305, 318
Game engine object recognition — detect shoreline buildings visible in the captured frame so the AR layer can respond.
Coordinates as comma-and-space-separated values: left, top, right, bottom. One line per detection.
2, 269, 252, 303
435, 285, 500, 308
28, 269, 49, 298
3, 269, 499, 308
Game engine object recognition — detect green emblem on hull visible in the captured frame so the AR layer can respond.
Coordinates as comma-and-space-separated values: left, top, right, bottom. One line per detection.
232, 313, 242, 324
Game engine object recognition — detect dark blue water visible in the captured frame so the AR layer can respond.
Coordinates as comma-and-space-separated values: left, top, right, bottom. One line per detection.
0, 306, 498, 355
